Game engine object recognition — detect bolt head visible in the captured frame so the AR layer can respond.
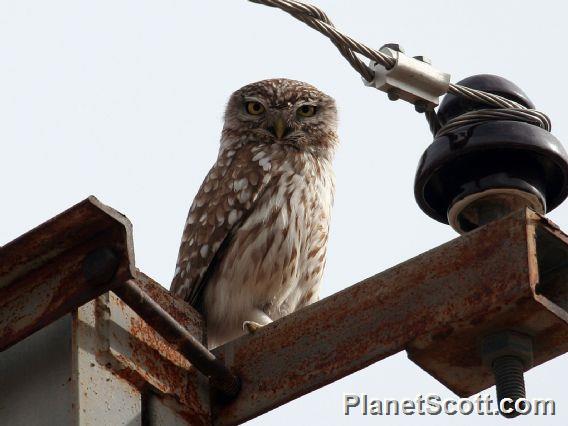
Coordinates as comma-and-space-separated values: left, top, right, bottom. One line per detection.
83, 247, 119, 285
387, 89, 400, 101
413, 55, 432, 65
415, 100, 429, 113
481, 330, 533, 368
381, 43, 405, 54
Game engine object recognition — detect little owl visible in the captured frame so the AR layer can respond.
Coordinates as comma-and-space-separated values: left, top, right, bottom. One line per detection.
170, 79, 338, 348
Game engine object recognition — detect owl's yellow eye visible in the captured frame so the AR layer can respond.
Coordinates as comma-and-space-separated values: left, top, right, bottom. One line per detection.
297, 104, 317, 117
245, 101, 265, 115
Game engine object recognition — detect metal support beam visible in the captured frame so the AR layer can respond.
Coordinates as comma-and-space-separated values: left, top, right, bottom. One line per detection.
114, 279, 240, 398
212, 209, 568, 425
0, 196, 136, 351
0, 196, 239, 399
3, 198, 568, 425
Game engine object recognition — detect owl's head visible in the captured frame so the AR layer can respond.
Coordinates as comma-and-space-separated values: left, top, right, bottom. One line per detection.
222, 79, 338, 158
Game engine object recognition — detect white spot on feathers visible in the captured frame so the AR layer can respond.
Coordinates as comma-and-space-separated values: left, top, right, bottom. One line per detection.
233, 178, 248, 192
228, 209, 239, 226
252, 151, 266, 161
238, 188, 251, 204
259, 157, 271, 171
216, 209, 225, 225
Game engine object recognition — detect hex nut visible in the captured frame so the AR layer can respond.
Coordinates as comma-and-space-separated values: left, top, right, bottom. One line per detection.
381, 43, 405, 54
413, 55, 432, 65
481, 330, 533, 368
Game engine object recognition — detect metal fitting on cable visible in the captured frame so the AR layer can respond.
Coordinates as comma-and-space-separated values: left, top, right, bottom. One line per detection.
363, 44, 451, 112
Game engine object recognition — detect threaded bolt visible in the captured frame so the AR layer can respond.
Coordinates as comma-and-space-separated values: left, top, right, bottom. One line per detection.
481, 331, 533, 419
492, 355, 527, 418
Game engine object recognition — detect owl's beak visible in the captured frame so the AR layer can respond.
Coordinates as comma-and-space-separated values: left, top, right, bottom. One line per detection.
270, 117, 290, 139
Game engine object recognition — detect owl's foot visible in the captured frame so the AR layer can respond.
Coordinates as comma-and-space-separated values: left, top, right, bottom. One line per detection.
243, 320, 263, 334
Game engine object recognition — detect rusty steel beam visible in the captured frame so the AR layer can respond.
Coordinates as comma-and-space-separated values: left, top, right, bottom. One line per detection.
0, 196, 239, 400
212, 209, 568, 425
113, 278, 240, 398
94, 273, 212, 425
406, 211, 568, 396
0, 196, 136, 351
4, 197, 568, 426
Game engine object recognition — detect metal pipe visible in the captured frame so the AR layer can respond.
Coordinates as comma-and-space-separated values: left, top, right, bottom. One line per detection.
113, 279, 240, 398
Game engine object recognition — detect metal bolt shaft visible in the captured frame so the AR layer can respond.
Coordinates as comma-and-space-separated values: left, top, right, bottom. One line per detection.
481, 330, 533, 419
492, 355, 527, 418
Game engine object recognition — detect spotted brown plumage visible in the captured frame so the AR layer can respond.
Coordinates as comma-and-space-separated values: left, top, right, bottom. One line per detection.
170, 79, 338, 348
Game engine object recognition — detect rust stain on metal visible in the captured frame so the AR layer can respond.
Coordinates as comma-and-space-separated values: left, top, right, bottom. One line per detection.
117, 297, 190, 369
2, 196, 212, 424
151, 386, 212, 426
4, 196, 568, 426
409, 210, 568, 396
128, 314, 191, 394
93, 290, 203, 406
90, 277, 211, 419
0, 197, 136, 352
134, 271, 204, 337
211, 209, 568, 425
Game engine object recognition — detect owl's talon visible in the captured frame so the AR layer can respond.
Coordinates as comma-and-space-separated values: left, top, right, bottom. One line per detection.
243, 320, 263, 334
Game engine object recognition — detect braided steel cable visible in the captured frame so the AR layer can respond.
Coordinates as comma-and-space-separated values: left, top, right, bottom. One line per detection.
250, 0, 552, 136
250, 0, 394, 79
437, 108, 551, 137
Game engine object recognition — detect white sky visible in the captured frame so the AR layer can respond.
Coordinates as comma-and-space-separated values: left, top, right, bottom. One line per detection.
1, 1, 567, 424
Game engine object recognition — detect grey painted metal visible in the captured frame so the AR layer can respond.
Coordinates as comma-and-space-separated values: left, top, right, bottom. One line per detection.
146, 394, 203, 426
74, 298, 143, 425
0, 315, 74, 426
0, 307, 142, 426
0, 293, 211, 425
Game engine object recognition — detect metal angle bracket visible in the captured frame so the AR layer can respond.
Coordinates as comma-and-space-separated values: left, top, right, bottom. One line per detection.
407, 210, 568, 397
0, 196, 136, 352
211, 209, 568, 425
363, 46, 451, 111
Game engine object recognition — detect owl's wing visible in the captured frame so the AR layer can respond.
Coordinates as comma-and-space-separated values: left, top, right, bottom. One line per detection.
170, 144, 272, 307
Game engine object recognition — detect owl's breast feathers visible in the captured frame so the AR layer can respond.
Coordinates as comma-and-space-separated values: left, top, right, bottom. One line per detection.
171, 141, 332, 307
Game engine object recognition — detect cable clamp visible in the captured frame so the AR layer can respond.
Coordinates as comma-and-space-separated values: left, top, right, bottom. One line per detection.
363, 46, 451, 112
